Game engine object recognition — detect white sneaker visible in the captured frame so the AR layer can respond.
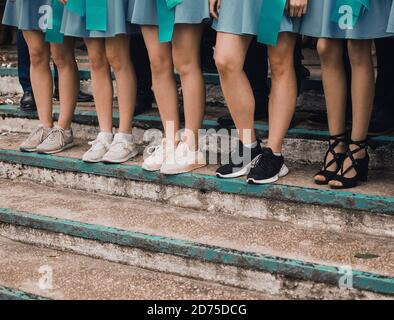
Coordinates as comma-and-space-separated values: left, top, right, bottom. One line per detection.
160, 142, 206, 175
20, 125, 51, 152
102, 133, 138, 164
82, 132, 113, 163
142, 138, 174, 172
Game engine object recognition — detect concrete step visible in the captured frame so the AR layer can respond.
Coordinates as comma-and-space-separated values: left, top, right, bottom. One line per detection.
1, 105, 393, 171
0, 134, 393, 238
0, 180, 392, 298
0, 236, 271, 300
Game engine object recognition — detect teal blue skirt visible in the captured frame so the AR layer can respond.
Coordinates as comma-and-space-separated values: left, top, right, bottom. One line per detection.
212, 0, 301, 36
300, 0, 393, 39
388, 2, 394, 33
129, 0, 210, 25
61, 0, 134, 38
2, 0, 52, 31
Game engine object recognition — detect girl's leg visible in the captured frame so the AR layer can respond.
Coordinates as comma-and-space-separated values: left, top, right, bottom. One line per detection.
214, 32, 255, 144
141, 26, 180, 143
315, 39, 348, 183
106, 34, 137, 134
84, 38, 113, 133
266, 32, 298, 153
329, 40, 374, 187
50, 37, 79, 130
172, 24, 205, 150
22, 30, 52, 128
347, 40, 374, 143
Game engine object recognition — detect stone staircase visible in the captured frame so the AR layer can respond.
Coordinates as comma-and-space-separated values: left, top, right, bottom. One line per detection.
0, 63, 393, 300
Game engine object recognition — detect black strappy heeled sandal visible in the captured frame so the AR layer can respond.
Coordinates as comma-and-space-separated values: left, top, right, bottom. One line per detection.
329, 139, 369, 189
314, 133, 347, 185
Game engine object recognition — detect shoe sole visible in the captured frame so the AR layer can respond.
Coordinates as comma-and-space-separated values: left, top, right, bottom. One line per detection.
142, 165, 162, 172
247, 164, 289, 185
161, 163, 207, 175
37, 142, 75, 155
20, 147, 38, 153
102, 151, 139, 164
215, 156, 260, 179
82, 158, 103, 164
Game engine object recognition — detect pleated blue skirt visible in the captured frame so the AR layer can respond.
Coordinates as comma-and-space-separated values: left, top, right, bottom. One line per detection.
300, 0, 393, 39
212, 0, 301, 36
388, 2, 394, 33
129, 0, 210, 26
61, 0, 134, 38
2, 0, 52, 31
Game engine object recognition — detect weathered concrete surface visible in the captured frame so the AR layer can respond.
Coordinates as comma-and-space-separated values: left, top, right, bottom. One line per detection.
1, 226, 390, 300
0, 236, 273, 300
0, 180, 392, 278
0, 162, 393, 238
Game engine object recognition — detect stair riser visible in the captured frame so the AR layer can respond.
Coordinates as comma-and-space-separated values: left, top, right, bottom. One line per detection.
0, 224, 388, 300
1, 117, 393, 171
1, 162, 392, 238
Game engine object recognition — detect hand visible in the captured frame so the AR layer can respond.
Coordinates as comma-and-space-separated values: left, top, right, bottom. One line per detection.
286, 0, 308, 18
209, 0, 221, 19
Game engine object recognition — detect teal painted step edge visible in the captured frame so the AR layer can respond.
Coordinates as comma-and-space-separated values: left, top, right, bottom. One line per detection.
0, 67, 323, 89
1, 105, 393, 143
0, 150, 393, 214
0, 285, 48, 300
0, 208, 392, 295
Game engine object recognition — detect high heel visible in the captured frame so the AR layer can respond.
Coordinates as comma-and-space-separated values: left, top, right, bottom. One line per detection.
314, 133, 347, 185
329, 139, 369, 189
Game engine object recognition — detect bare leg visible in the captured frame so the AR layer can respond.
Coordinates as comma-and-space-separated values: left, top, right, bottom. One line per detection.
50, 36, 79, 130
84, 38, 113, 133
172, 24, 205, 150
315, 39, 347, 182
215, 32, 255, 144
329, 40, 374, 187
106, 35, 137, 134
141, 26, 180, 143
266, 32, 298, 153
22, 30, 53, 128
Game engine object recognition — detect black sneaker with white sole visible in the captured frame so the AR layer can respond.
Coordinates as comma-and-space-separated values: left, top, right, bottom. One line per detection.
247, 148, 289, 184
216, 141, 262, 179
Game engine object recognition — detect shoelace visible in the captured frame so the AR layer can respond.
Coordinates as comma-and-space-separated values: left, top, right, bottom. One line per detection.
147, 145, 163, 156
109, 140, 133, 153
88, 138, 111, 151
46, 127, 65, 145
28, 126, 45, 141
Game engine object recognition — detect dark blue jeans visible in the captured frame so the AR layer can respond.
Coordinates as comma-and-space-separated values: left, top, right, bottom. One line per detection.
17, 30, 59, 93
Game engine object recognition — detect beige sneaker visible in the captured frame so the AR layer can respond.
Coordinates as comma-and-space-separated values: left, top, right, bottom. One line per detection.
20, 125, 51, 152
82, 132, 113, 163
102, 133, 138, 164
142, 138, 175, 172
36, 126, 74, 154
160, 142, 206, 175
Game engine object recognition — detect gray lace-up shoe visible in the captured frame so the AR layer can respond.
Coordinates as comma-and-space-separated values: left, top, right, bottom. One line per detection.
20, 125, 51, 152
36, 126, 74, 154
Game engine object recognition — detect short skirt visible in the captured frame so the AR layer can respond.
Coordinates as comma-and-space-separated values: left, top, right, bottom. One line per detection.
300, 0, 393, 39
2, 0, 52, 31
212, 0, 301, 36
61, 0, 134, 38
129, 0, 210, 26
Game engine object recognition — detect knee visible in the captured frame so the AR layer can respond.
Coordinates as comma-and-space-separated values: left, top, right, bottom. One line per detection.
29, 46, 50, 67
269, 54, 293, 79
317, 40, 337, 62
88, 51, 109, 72
52, 51, 74, 69
149, 55, 173, 76
214, 51, 241, 76
348, 40, 372, 67
105, 49, 123, 72
173, 56, 198, 77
